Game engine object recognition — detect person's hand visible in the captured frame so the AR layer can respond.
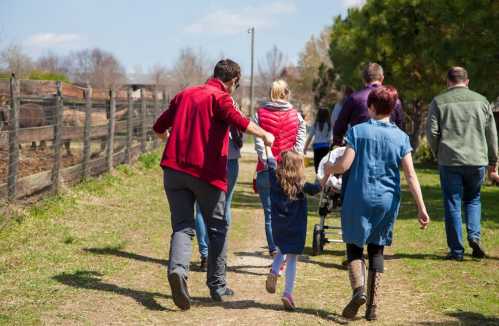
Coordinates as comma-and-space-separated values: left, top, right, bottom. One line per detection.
418, 209, 430, 230
324, 161, 334, 177
490, 171, 499, 184
262, 132, 275, 147
155, 130, 169, 141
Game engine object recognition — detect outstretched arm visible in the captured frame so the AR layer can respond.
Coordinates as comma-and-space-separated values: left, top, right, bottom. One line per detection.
321, 146, 356, 186
246, 121, 275, 146
401, 152, 430, 229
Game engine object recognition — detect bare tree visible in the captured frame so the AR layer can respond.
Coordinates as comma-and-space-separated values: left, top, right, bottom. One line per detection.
66, 48, 127, 88
257, 45, 287, 93
0, 44, 33, 78
149, 63, 169, 86
35, 51, 68, 75
171, 47, 211, 92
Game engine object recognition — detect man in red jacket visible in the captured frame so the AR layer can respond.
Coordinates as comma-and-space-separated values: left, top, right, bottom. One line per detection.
153, 59, 274, 310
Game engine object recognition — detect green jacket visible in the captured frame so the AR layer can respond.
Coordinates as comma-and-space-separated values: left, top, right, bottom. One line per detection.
426, 86, 498, 166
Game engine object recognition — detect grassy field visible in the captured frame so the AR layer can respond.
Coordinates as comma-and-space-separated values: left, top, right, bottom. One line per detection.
0, 151, 497, 325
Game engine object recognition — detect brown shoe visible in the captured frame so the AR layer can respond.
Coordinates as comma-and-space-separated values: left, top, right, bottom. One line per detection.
365, 270, 382, 321
266, 270, 278, 294
342, 259, 367, 319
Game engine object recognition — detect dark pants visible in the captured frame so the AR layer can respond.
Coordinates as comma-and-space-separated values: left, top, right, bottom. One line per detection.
163, 168, 228, 295
439, 165, 485, 258
313, 147, 330, 173
346, 243, 385, 272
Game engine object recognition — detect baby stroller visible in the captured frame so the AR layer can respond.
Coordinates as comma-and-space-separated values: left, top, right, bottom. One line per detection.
311, 147, 346, 256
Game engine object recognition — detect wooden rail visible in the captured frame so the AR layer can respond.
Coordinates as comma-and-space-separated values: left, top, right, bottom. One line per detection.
0, 76, 168, 203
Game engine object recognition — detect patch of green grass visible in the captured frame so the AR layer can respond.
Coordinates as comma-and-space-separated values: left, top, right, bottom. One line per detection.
0, 152, 497, 325
138, 151, 161, 170
0, 153, 165, 324
393, 168, 499, 320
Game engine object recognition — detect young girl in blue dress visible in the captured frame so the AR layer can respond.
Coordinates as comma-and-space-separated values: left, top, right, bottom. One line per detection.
324, 86, 430, 321
264, 150, 311, 311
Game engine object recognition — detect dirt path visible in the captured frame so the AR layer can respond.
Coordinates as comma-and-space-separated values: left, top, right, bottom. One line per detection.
39, 155, 460, 325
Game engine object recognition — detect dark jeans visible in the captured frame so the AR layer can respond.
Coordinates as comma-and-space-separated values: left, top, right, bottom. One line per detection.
163, 168, 228, 295
439, 165, 485, 258
346, 243, 385, 272
195, 159, 239, 258
313, 147, 330, 173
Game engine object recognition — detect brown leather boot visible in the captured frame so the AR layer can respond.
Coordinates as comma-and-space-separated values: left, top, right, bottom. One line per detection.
342, 259, 367, 318
365, 270, 382, 321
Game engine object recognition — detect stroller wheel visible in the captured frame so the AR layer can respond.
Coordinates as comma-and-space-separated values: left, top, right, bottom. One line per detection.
312, 224, 323, 256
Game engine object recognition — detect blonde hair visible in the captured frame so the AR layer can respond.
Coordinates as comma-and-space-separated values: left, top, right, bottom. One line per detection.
276, 151, 305, 200
270, 79, 290, 102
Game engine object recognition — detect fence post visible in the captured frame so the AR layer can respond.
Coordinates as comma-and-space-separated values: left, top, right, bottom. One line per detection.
51, 81, 63, 194
82, 84, 92, 180
107, 88, 116, 172
7, 74, 19, 202
162, 89, 168, 108
153, 86, 159, 148
125, 86, 133, 163
140, 88, 146, 153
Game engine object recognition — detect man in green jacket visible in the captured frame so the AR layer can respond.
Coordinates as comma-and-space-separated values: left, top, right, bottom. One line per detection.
427, 66, 498, 261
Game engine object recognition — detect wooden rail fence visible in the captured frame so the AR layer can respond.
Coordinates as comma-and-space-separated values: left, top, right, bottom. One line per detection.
0, 75, 168, 203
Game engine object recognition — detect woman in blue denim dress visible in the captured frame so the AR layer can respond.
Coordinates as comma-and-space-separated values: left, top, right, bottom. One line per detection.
324, 86, 430, 321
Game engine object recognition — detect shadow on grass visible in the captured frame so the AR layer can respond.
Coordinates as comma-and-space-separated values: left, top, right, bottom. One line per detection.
207, 299, 348, 324
227, 264, 269, 276
303, 246, 345, 258
385, 252, 499, 262
231, 191, 263, 209
418, 310, 499, 325
84, 247, 168, 266
83, 247, 274, 276
233, 250, 347, 271
52, 270, 172, 311
53, 271, 347, 323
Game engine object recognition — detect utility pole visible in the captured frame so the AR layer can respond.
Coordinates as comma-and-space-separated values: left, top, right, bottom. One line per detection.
248, 26, 255, 117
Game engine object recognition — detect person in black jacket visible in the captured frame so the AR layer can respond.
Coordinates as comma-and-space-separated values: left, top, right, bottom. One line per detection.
264, 150, 315, 311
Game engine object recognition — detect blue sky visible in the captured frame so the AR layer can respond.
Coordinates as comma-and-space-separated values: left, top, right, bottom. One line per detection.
0, 0, 364, 74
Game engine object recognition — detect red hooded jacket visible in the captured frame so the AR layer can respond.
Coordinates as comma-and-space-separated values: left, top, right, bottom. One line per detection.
153, 78, 250, 192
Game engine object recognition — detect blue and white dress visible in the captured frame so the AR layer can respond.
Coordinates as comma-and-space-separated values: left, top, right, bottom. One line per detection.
341, 119, 412, 247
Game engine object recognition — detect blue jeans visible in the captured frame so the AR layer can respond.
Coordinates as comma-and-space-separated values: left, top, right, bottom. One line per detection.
195, 159, 239, 258
439, 165, 485, 258
256, 170, 277, 253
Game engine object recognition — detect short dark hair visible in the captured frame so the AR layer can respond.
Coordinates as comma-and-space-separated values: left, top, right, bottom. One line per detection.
447, 66, 468, 83
362, 62, 384, 83
367, 85, 398, 116
214, 59, 241, 82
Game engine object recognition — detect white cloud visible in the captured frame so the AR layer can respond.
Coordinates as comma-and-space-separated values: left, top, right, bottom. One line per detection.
25, 33, 82, 47
185, 1, 297, 35
340, 0, 366, 9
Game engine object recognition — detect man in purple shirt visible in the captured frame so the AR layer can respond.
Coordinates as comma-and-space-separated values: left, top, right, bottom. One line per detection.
332, 63, 404, 146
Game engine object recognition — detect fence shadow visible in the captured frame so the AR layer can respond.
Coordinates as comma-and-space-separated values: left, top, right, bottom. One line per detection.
52, 270, 172, 311
52, 270, 347, 323
231, 191, 263, 209
418, 311, 499, 325
233, 250, 347, 271
84, 247, 168, 266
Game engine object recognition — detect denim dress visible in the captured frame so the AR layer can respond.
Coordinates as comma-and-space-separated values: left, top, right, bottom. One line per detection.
341, 119, 412, 248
